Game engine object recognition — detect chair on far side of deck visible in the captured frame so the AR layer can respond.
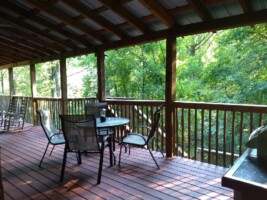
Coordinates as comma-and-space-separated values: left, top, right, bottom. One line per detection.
37, 109, 65, 167
119, 106, 164, 169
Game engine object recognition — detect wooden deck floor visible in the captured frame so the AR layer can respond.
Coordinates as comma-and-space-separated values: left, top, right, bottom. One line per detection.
0, 125, 233, 200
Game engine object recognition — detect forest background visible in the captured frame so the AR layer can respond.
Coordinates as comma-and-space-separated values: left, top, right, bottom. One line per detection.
0, 24, 266, 106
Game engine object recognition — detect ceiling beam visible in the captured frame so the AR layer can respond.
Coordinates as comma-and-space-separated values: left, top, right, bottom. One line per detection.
139, 0, 175, 28
188, 0, 212, 21
0, 12, 77, 50
98, 0, 150, 33
3, 27, 64, 53
0, 44, 35, 60
99, 9, 267, 51
1, 1, 92, 48
0, 37, 47, 57
0, 49, 30, 61
25, 0, 107, 44
0, 33, 53, 56
239, 0, 252, 13
60, 0, 128, 39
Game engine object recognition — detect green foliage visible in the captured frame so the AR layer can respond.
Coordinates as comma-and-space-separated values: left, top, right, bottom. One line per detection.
13, 66, 31, 96
105, 41, 166, 100
0, 69, 9, 95
36, 61, 60, 97
67, 54, 97, 98
176, 24, 267, 105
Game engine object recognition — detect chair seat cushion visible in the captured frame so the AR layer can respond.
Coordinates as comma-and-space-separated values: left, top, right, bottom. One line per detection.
122, 134, 148, 146
50, 134, 65, 145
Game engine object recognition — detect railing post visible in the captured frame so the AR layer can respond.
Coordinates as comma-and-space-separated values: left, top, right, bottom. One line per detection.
96, 49, 106, 102
30, 63, 38, 126
8, 67, 15, 97
165, 35, 176, 157
60, 57, 68, 114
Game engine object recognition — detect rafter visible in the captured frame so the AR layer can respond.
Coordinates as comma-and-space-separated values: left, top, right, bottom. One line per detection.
98, 0, 150, 33
188, 0, 212, 21
25, 0, 106, 44
0, 43, 38, 60
239, 0, 251, 13
60, 0, 128, 39
0, 49, 30, 61
138, 0, 175, 28
0, 31, 54, 56
0, 37, 46, 57
0, 12, 77, 50
3, 27, 64, 53
1, 1, 92, 48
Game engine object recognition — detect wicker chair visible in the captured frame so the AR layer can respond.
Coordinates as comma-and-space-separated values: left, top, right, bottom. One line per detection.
119, 106, 164, 169
59, 114, 114, 184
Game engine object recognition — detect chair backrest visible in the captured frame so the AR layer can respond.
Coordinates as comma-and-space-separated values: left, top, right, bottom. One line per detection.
37, 109, 59, 141
7, 96, 18, 113
146, 107, 162, 144
59, 114, 100, 152
84, 102, 108, 117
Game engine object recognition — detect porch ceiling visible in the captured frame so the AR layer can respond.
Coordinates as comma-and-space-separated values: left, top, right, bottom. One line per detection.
0, 0, 267, 68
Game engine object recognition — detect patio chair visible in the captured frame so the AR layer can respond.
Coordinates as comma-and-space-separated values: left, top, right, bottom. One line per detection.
85, 102, 114, 138
59, 114, 114, 184
119, 106, 164, 169
2, 96, 18, 131
37, 109, 65, 167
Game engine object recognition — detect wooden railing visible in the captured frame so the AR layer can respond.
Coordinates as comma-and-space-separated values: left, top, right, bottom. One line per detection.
35, 97, 97, 128
106, 100, 165, 151
174, 101, 267, 167
2, 95, 267, 167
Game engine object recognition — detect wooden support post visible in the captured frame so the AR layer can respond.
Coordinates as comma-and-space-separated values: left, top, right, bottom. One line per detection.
60, 57, 68, 114
30, 63, 38, 126
8, 68, 15, 97
96, 50, 106, 102
165, 35, 176, 157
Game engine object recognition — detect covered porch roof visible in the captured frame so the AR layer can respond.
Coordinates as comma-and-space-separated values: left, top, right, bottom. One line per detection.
0, 0, 267, 68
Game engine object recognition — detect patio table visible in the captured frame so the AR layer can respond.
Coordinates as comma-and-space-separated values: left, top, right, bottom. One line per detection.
96, 117, 129, 150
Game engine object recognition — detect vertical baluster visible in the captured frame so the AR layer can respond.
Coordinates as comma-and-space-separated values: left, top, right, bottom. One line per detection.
223, 111, 227, 167
175, 107, 179, 156
215, 109, 219, 165
250, 112, 253, 133
231, 111, 235, 165
208, 109, 212, 164
188, 108, 191, 159
239, 112, 244, 156
259, 113, 262, 126
181, 108, 185, 157
194, 108, 197, 160
201, 109, 204, 162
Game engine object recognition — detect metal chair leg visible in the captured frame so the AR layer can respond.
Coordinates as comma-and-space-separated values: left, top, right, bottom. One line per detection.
97, 145, 105, 184
148, 149, 160, 170
39, 142, 50, 167
49, 145, 55, 156
118, 143, 123, 167
60, 150, 67, 182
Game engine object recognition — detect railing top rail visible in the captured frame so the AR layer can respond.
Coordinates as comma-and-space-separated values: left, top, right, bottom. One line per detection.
175, 101, 267, 113
106, 99, 164, 106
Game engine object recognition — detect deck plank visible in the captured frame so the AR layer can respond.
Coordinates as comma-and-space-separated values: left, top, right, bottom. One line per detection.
0, 126, 233, 200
